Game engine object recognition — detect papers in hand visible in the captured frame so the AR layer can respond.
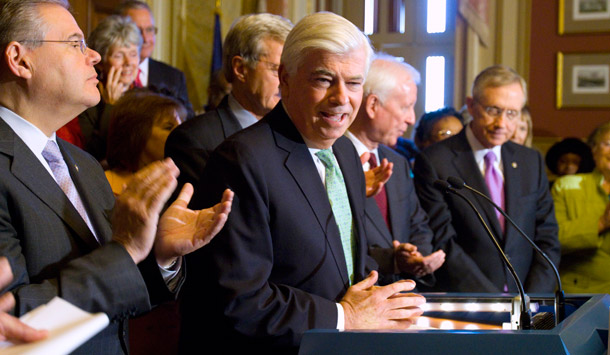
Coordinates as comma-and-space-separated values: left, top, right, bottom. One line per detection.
0, 297, 109, 355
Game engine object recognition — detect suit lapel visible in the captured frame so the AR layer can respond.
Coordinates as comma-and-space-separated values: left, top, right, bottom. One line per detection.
270, 106, 350, 286
58, 140, 110, 245
0, 123, 100, 250
501, 144, 519, 245
216, 96, 243, 139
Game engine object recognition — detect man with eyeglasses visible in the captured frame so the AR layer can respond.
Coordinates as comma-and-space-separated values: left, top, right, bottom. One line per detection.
165, 13, 293, 192
117, 0, 194, 118
0, 1, 233, 353
413, 65, 560, 293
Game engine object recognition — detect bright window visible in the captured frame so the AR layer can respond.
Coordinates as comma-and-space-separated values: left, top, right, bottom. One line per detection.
425, 56, 445, 112
427, 0, 447, 33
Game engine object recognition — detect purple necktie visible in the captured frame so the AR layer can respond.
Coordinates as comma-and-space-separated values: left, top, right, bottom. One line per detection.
484, 151, 505, 233
42, 140, 99, 243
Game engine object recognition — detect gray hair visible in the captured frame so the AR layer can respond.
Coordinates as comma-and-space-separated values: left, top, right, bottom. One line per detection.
115, 0, 151, 15
281, 12, 373, 76
223, 13, 292, 83
472, 64, 528, 105
88, 15, 142, 61
587, 121, 610, 148
0, 0, 69, 49
364, 53, 420, 103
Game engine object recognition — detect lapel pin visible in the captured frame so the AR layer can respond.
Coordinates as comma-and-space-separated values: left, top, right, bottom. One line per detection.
511, 162, 517, 169
75, 164, 79, 172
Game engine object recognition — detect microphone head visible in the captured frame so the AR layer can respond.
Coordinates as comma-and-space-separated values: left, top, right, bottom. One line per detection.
433, 180, 452, 192
447, 176, 466, 189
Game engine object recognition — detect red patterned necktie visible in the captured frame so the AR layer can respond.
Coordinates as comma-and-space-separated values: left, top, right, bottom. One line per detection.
368, 154, 390, 229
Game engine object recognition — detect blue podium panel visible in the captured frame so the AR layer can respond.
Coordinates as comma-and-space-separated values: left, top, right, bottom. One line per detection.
299, 294, 610, 355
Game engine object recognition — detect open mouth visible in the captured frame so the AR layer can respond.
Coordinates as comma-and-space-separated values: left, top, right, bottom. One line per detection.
321, 112, 348, 123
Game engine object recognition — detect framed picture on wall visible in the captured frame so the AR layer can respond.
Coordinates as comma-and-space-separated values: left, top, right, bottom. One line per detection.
559, 0, 610, 34
557, 52, 610, 108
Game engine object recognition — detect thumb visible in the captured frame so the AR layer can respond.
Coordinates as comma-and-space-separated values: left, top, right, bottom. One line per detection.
172, 183, 194, 209
392, 240, 400, 250
351, 270, 378, 291
359, 152, 370, 166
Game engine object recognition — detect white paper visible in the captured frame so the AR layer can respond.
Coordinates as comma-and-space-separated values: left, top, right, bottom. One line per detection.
0, 297, 109, 355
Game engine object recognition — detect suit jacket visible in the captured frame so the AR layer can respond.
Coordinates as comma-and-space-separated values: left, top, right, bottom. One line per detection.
164, 95, 241, 191
0, 117, 173, 354
364, 145, 436, 285
413, 129, 560, 293
148, 58, 194, 119
180, 103, 374, 353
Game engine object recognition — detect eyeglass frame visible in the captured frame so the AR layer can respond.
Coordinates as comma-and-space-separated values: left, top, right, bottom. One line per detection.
256, 59, 280, 77
473, 100, 521, 121
140, 26, 158, 36
18, 38, 88, 54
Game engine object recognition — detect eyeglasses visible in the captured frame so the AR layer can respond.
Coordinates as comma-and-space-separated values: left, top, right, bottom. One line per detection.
19, 39, 88, 54
475, 101, 521, 121
257, 59, 279, 77
140, 26, 158, 36
435, 130, 457, 139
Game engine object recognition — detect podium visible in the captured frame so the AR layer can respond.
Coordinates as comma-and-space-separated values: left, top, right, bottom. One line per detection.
299, 294, 610, 355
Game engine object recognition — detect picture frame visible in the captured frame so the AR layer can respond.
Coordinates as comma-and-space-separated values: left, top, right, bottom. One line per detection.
556, 52, 610, 108
559, 0, 610, 34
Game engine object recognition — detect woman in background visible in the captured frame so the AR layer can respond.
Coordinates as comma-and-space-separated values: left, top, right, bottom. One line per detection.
551, 121, 610, 293
79, 15, 142, 161
105, 90, 185, 195
510, 106, 533, 147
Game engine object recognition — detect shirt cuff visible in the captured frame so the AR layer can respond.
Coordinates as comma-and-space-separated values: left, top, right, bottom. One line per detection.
336, 302, 345, 330
158, 257, 183, 292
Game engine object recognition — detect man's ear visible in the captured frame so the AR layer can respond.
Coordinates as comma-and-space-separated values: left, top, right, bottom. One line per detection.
5, 41, 32, 79
232, 56, 247, 83
278, 64, 289, 99
365, 94, 379, 120
465, 96, 475, 117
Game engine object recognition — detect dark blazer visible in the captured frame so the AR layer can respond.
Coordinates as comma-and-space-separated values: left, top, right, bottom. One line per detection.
413, 129, 560, 293
180, 103, 374, 353
364, 145, 436, 285
164, 95, 241, 191
148, 58, 194, 118
0, 117, 172, 354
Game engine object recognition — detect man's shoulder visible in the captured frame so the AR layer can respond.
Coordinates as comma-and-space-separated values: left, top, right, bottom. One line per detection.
149, 58, 183, 77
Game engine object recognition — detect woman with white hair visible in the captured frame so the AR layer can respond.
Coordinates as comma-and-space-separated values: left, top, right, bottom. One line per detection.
78, 15, 142, 161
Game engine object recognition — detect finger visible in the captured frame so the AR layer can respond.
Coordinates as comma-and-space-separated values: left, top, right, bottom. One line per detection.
386, 306, 424, 321
375, 279, 416, 298
349, 270, 378, 291
0, 313, 48, 342
0, 257, 12, 290
360, 152, 370, 165
172, 183, 195, 209
0, 292, 14, 312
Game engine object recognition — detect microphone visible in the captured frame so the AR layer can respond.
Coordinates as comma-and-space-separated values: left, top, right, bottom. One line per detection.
433, 180, 532, 330
446, 176, 565, 325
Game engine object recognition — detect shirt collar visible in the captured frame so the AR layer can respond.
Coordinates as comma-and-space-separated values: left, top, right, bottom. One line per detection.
345, 130, 378, 171
0, 106, 56, 157
228, 93, 258, 129
466, 123, 503, 168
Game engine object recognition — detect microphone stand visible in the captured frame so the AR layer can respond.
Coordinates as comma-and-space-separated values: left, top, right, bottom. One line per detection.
446, 176, 565, 325
433, 180, 532, 330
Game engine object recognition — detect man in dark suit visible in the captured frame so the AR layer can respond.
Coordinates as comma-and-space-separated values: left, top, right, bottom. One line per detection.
0, 1, 232, 353
346, 54, 445, 286
180, 12, 425, 353
413, 65, 560, 293
165, 13, 293, 191
118, 1, 194, 118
